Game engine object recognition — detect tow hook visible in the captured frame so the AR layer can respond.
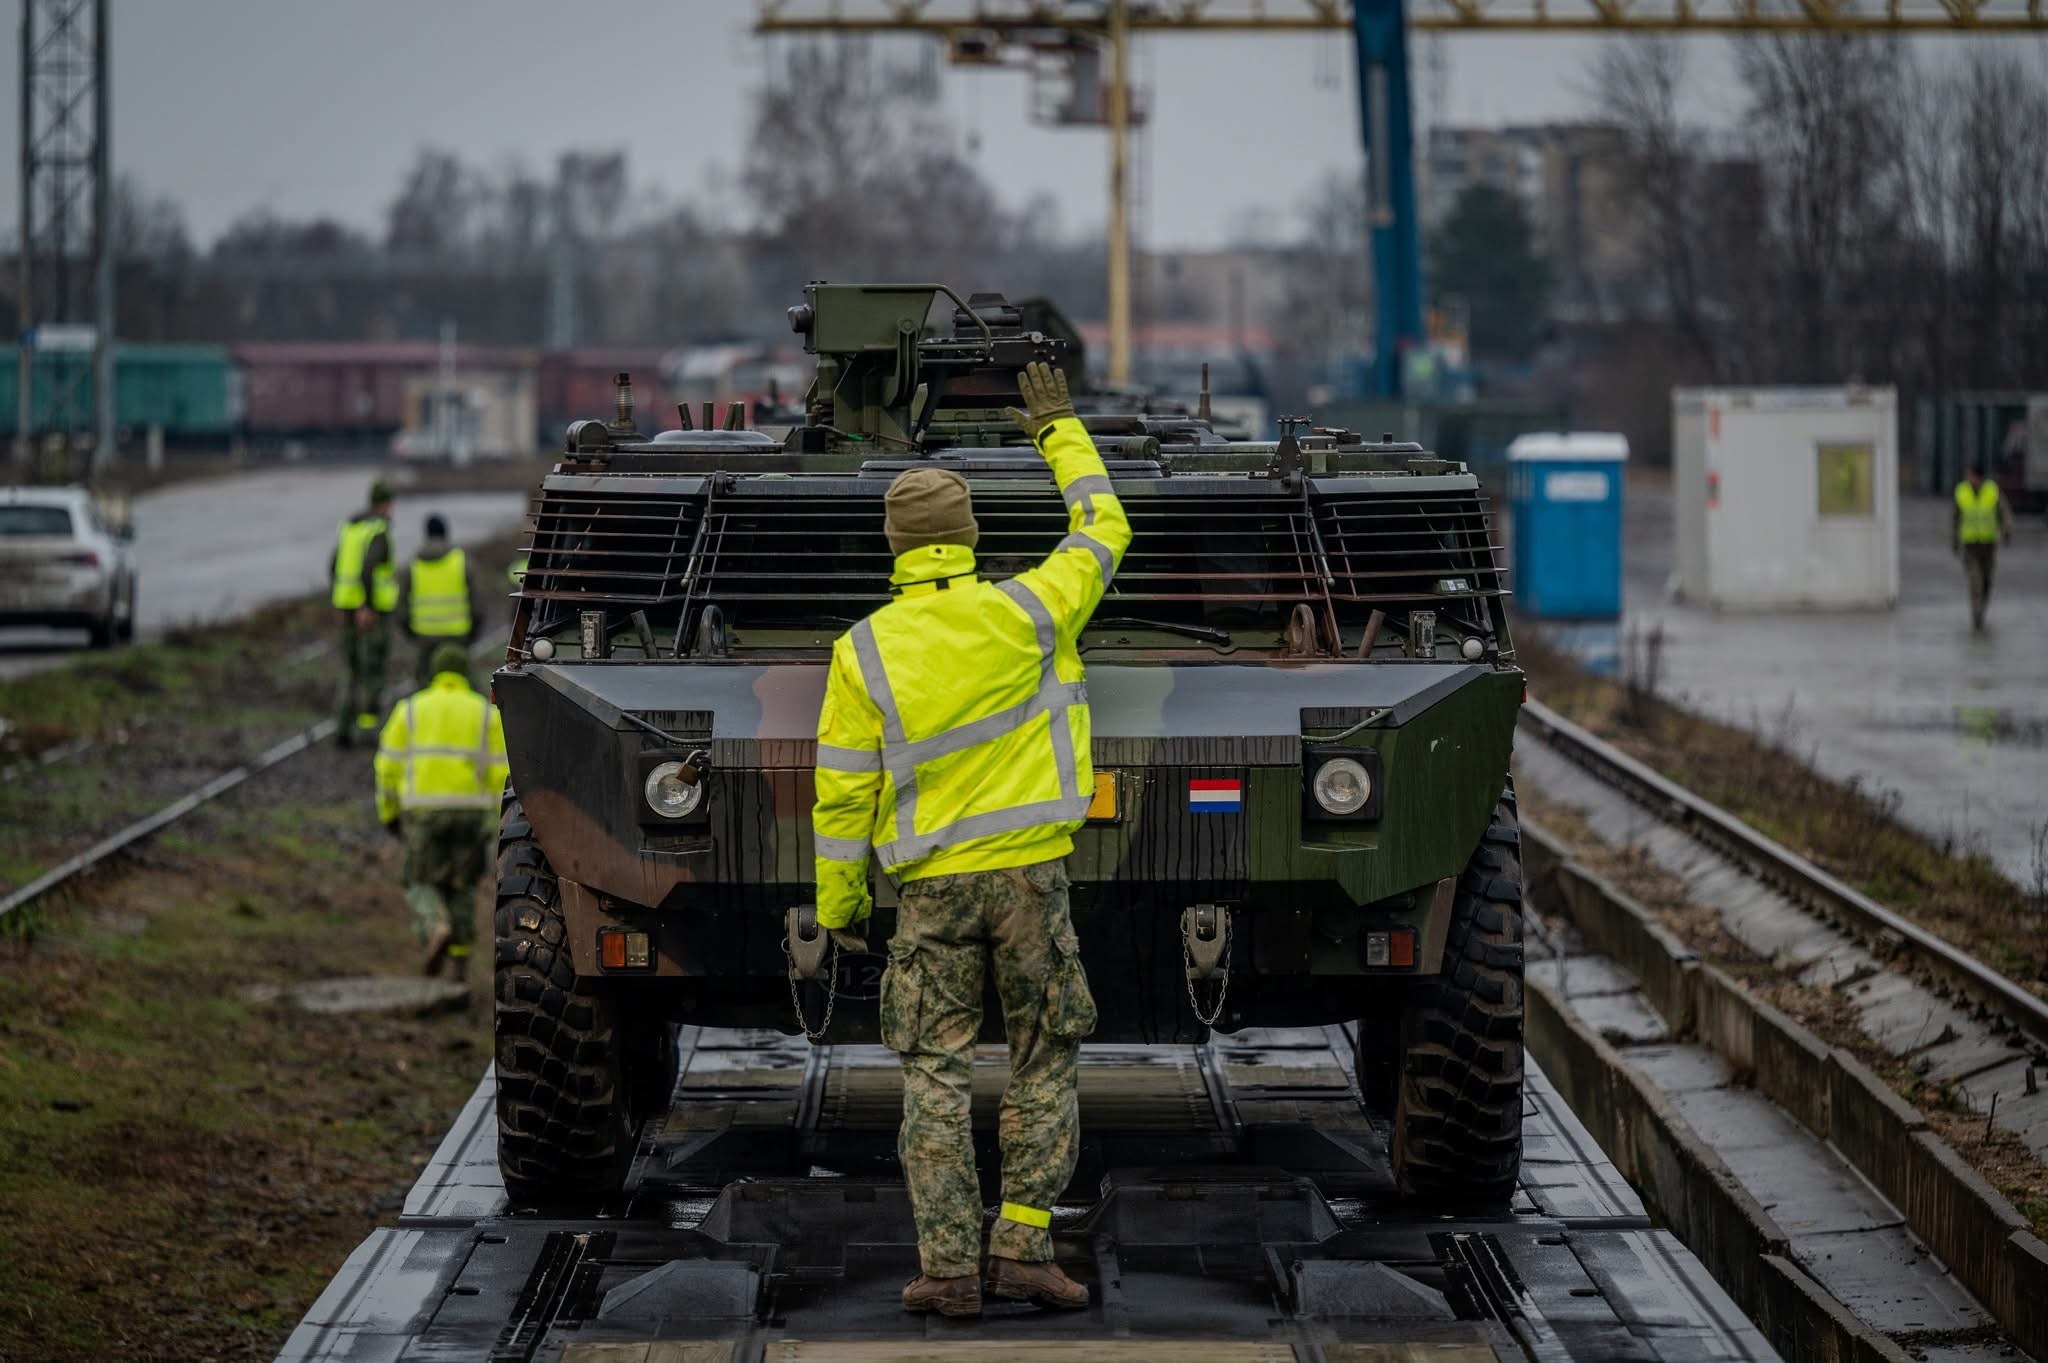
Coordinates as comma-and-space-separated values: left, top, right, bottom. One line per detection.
1182, 904, 1229, 980
785, 905, 829, 981
1180, 904, 1233, 1028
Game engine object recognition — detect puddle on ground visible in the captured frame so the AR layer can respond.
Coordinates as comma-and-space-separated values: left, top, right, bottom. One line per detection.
1863, 706, 2048, 749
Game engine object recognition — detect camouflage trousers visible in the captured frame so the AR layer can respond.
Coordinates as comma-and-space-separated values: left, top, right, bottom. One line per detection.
881, 859, 1098, 1278
401, 810, 490, 955
337, 612, 391, 740
1964, 543, 1998, 628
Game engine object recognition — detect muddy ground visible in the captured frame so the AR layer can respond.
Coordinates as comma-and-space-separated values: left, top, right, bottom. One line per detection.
0, 556, 516, 1363
0, 698, 492, 1363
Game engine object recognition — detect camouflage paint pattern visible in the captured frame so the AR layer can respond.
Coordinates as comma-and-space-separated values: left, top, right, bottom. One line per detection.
402, 810, 489, 947
496, 660, 1516, 914
882, 859, 1095, 1276
337, 612, 390, 732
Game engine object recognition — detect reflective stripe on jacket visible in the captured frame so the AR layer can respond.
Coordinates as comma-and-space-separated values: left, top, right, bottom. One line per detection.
332, 515, 398, 612
1956, 481, 2002, 544
810, 416, 1133, 929
408, 546, 473, 637
373, 673, 510, 823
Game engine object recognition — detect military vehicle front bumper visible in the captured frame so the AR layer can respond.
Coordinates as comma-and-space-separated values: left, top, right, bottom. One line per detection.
496, 658, 1520, 986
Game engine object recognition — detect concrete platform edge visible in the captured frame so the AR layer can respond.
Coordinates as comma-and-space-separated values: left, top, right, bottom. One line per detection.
1525, 816, 2048, 1361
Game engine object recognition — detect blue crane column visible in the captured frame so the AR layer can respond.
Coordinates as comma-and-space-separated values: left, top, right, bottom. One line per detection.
1352, 0, 1425, 398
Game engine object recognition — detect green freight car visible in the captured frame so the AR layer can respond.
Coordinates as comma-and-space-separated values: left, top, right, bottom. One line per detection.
1, 343, 240, 441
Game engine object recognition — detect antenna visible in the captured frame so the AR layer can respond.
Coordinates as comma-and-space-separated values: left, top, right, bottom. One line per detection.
610, 372, 637, 433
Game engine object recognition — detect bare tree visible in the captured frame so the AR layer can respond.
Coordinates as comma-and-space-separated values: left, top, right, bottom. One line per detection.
1592, 38, 1721, 378
1273, 173, 1372, 382
1735, 33, 1909, 382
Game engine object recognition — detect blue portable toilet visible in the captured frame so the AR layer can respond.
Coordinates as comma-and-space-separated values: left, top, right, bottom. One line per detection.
1507, 432, 1628, 620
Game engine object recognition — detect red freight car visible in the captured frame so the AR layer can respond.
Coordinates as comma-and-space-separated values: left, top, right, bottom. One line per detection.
235, 342, 542, 446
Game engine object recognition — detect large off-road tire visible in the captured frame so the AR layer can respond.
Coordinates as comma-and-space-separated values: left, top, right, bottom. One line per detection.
1378, 789, 1524, 1206
493, 795, 669, 1203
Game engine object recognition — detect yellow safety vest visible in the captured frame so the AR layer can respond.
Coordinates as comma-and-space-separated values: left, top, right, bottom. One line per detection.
508, 554, 529, 587
1956, 481, 2002, 544
373, 673, 510, 823
809, 417, 1133, 929
332, 515, 398, 612
408, 547, 472, 637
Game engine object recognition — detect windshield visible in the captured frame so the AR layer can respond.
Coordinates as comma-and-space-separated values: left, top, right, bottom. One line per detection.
0, 505, 74, 537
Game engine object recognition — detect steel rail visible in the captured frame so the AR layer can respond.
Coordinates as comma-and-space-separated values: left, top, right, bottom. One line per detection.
0, 634, 505, 923
1519, 696, 2048, 1055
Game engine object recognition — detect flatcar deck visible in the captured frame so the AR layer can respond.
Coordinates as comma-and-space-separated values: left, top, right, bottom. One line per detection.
279, 1026, 1775, 1362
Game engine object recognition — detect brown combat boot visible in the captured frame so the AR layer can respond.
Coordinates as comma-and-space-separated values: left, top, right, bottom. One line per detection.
902, 1273, 982, 1317
987, 1256, 1089, 1308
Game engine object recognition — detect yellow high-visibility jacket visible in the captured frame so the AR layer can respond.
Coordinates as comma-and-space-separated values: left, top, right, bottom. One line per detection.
374, 672, 510, 825
811, 416, 1132, 929
332, 514, 398, 612
406, 546, 474, 638
1956, 480, 2004, 544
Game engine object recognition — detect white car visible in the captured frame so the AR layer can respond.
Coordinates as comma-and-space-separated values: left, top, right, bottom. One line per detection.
0, 485, 138, 648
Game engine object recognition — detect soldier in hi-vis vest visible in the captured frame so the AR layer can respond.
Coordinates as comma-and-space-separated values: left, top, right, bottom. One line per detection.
374, 643, 508, 981
1954, 464, 2014, 631
810, 363, 1130, 1318
397, 513, 482, 684
330, 482, 397, 747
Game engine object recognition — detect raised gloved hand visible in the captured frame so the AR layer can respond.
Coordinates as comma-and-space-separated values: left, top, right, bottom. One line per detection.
1005, 361, 1076, 440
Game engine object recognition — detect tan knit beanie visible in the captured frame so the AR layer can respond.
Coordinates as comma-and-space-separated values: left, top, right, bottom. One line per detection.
884, 468, 979, 555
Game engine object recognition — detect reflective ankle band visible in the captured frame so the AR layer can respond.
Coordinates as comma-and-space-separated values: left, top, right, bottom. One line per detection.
999, 1201, 1052, 1229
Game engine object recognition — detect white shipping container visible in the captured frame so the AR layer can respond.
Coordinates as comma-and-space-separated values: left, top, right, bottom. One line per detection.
1672, 387, 1898, 610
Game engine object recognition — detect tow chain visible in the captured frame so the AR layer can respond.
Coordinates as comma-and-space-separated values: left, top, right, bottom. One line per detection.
783, 933, 839, 1043
1181, 906, 1233, 1029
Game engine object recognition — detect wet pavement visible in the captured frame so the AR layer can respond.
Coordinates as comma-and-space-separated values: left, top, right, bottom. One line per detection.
1532, 483, 2047, 887
0, 467, 527, 680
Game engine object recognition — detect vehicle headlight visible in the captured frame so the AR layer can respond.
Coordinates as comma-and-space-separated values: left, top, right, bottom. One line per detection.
1312, 757, 1373, 816
642, 760, 703, 820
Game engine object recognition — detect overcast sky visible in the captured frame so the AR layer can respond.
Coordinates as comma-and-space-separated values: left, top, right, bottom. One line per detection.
0, 0, 1891, 252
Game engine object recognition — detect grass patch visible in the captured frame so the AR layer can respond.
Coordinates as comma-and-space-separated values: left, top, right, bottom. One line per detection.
0, 766, 487, 1362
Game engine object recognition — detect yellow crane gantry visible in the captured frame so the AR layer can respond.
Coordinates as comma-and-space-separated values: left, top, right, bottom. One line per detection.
755, 0, 2048, 387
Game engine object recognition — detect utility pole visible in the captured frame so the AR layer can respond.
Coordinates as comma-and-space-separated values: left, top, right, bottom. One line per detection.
15, 0, 113, 478
90, 0, 111, 472
1105, 0, 1131, 387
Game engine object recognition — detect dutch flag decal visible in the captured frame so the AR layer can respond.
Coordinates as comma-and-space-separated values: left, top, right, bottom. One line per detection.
1189, 778, 1243, 813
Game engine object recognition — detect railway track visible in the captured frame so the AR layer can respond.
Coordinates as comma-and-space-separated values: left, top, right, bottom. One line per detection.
0, 634, 503, 923
1518, 696, 2048, 1057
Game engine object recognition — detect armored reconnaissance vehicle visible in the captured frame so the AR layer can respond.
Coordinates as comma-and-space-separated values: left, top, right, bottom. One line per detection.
491, 284, 1525, 1206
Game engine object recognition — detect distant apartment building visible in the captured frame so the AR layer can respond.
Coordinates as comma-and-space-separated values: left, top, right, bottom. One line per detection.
1423, 124, 1640, 319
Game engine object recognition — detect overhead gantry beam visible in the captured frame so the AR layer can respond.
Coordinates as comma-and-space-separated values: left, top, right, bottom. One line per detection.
755, 0, 2048, 33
